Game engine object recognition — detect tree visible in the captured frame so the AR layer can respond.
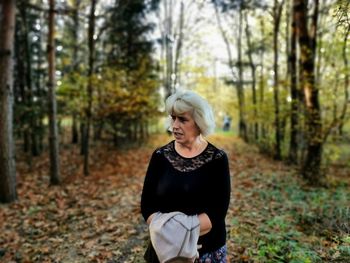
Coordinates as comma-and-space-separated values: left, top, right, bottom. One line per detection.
48, 0, 61, 184
294, 0, 323, 183
83, 0, 97, 176
288, 0, 299, 163
0, 0, 17, 203
236, 2, 248, 141
69, 0, 81, 144
272, 0, 285, 160
213, 1, 248, 141
335, 0, 350, 136
173, 1, 184, 90
244, 10, 258, 141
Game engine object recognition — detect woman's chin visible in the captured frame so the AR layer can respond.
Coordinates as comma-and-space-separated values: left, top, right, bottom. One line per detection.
174, 136, 185, 144
174, 137, 182, 142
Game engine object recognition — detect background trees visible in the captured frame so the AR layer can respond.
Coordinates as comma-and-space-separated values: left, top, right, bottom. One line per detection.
212, 0, 349, 185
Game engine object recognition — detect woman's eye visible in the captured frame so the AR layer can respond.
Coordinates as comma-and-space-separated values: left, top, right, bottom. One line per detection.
171, 115, 176, 120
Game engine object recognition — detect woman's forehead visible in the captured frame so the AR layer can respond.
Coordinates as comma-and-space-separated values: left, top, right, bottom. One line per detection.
171, 111, 192, 117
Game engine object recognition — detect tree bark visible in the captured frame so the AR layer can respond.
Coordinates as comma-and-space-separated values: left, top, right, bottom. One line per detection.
259, 17, 267, 140
288, 0, 299, 163
337, 25, 349, 135
173, 1, 184, 89
48, 0, 61, 184
272, 0, 285, 160
71, 0, 80, 144
237, 4, 248, 141
0, 0, 17, 203
164, 0, 174, 98
244, 11, 258, 141
214, 3, 247, 141
83, 0, 97, 176
295, 0, 323, 183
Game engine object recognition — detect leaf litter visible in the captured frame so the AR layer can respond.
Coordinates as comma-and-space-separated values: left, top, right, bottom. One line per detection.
1, 134, 349, 262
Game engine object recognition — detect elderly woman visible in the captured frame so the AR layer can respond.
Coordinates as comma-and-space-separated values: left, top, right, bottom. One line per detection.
141, 90, 231, 263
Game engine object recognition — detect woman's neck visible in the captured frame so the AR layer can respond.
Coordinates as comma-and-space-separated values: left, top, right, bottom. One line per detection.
175, 136, 208, 158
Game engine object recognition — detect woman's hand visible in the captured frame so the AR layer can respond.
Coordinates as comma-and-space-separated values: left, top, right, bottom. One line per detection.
198, 213, 212, 236
146, 213, 156, 225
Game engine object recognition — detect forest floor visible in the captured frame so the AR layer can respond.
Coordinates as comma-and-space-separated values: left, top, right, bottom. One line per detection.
1, 133, 349, 263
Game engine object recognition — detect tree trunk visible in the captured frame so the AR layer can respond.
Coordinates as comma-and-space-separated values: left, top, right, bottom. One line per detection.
0, 0, 17, 203
80, 122, 85, 155
272, 0, 285, 160
20, 3, 39, 157
14, 26, 29, 153
338, 25, 349, 135
163, 0, 174, 98
36, 0, 45, 154
83, 0, 97, 176
289, 0, 299, 163
48, 0, 61, 185
71, 0, 80, 144
72, 114, 79, 143
323, 25, 350, 142
295, 0, 323, 184
214, 3, 247, 141
259, 17, 267, 140
173, 1, 184, 88
244, 11, 258, 142
237, 5, 248, 142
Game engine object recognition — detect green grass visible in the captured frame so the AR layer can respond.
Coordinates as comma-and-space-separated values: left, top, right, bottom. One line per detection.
233, 171, 349, 262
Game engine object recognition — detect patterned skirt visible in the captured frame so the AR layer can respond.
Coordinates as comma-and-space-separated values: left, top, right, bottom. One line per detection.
195, 245, 227, 263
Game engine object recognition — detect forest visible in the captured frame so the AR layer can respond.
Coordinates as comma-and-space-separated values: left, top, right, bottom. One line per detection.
0, 0, 349, 262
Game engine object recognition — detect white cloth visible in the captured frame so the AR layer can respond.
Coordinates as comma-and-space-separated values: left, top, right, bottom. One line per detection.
149, 212, 200, 263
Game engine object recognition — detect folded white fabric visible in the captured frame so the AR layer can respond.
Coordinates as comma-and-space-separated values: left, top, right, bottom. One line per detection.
149, 211, 200, 263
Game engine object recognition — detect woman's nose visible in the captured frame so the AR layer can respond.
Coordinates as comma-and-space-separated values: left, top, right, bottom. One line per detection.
172, 118, 180, 128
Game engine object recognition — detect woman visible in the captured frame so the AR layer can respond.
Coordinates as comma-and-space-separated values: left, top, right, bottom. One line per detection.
141, 90, 231, 263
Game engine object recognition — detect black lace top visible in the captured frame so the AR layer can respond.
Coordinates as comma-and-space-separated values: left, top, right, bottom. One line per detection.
162, 140, 225, 172
141, 140, 231, 255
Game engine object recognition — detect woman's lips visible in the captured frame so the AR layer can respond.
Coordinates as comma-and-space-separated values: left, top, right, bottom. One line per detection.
173, 132, 183, 138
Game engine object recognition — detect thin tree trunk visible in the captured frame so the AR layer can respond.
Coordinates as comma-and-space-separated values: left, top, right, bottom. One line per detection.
237, 4, 248, 141
272, 0, 285, 160
20, 3, 38, 157
173, 1, 184, 88
323, 25, 350, 141
244, 11, 258, 141
71, 0, 80, 144
0, 0, 17, 203
72, 115, 79, 143
259, 17, 266, 140
214, 3, 247, 141
157, 5, 167, 98
36, 0, 45, 154
295, 0, 323, 184
164, 0, 174, 98
83, 0, 97, 176
289, 0, 299, 163
338, 25, 349, 135
14, 18, 29, 153
80, 122, 85, 155
48, 0, 61, 184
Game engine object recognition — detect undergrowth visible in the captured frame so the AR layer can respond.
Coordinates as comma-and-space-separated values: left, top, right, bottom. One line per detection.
231, 170, 349, 263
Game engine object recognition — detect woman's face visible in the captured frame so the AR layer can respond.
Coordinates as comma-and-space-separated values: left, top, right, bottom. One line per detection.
171, 111, 200, 145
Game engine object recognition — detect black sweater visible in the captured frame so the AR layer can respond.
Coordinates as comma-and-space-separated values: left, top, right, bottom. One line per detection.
141, 141, 231, 255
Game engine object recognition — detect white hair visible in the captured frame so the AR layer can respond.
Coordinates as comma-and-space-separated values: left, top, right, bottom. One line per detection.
165, 90, 215, 137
